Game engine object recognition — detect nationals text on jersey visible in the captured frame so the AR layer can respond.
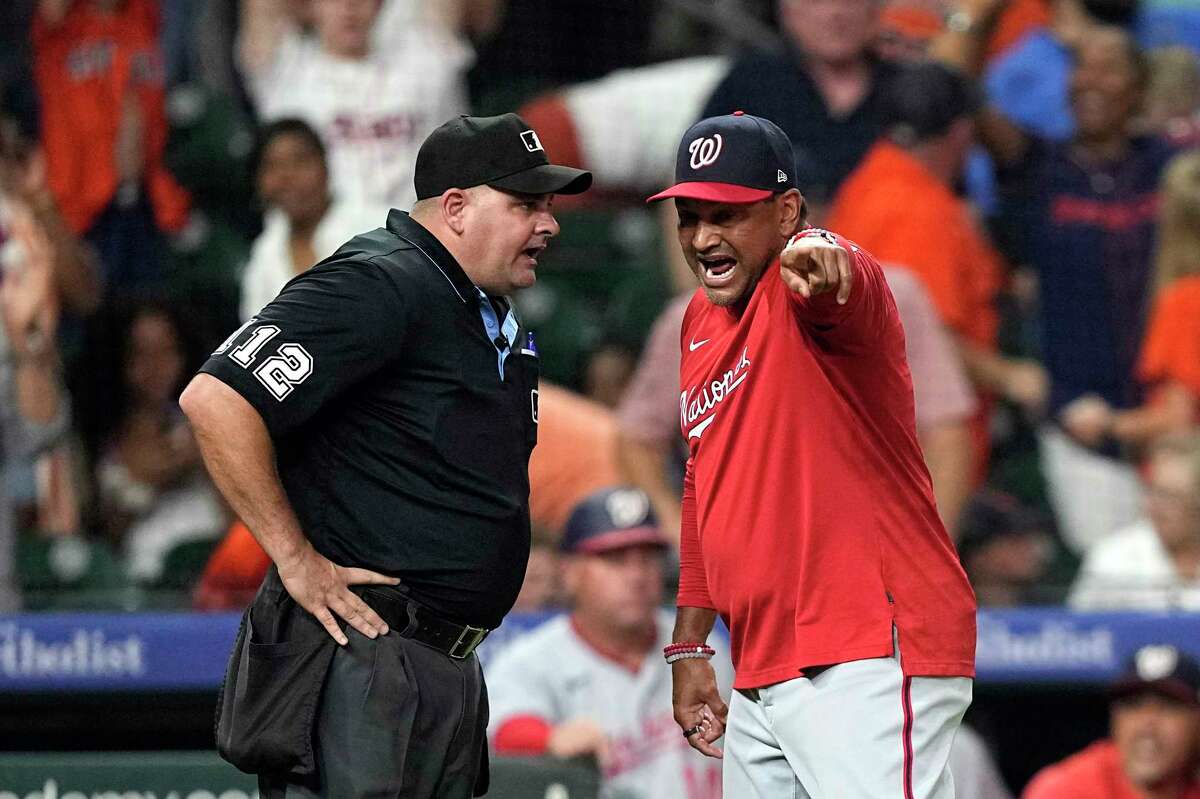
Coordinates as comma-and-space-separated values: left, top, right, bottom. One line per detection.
680, 347, 752, 439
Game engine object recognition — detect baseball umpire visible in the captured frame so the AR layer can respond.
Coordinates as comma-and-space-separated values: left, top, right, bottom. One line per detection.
648, 111, 977, 797
180, 113, 590, 798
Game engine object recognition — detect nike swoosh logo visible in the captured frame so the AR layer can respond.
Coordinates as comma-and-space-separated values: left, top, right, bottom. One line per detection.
689, 338, 710, 352
688, 416, 715, 439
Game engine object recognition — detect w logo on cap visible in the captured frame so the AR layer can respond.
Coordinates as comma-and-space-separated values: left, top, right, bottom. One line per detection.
520, 130, 544, 153
688, 134, 723, 170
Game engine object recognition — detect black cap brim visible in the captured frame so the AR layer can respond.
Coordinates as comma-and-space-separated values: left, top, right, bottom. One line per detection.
489, 164, 593, 196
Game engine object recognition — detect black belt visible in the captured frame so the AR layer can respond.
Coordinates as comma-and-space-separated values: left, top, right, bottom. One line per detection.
356, 587, 490, 660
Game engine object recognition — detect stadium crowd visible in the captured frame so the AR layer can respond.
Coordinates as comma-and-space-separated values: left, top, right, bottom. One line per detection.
2, 0, 1200, 795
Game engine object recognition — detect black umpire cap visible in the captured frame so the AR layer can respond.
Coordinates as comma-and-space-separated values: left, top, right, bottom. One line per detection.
414, 113, 592, 200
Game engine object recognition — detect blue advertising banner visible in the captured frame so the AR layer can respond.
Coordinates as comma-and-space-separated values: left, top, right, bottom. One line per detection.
2, 609, 1199, 693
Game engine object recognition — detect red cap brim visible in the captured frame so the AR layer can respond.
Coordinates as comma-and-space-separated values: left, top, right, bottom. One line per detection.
646, 182, 775, 204
572, 527, 670, 554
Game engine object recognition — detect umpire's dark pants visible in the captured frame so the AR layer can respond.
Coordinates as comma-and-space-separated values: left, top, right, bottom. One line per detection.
259, 606, 489, 798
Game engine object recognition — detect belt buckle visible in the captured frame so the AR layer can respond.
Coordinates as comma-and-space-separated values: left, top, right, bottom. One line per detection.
448, 624, 488, 659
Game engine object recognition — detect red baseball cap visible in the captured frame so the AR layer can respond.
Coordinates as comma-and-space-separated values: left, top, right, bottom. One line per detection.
647, 111, 797, 204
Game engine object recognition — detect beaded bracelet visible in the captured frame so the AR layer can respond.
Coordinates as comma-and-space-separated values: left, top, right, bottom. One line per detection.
664, 642, 715, 663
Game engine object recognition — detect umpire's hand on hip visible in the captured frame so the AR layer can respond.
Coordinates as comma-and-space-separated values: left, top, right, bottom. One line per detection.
277, 543, 401, 645
672, 659, 728, 759
780, 234, 853, 304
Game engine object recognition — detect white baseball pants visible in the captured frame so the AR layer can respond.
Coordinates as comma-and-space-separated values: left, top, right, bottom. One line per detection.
723, 633, 972, 798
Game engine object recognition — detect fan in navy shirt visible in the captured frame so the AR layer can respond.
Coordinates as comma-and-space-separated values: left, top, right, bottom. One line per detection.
701, 0, 899, 208
983, 27, 1177, 552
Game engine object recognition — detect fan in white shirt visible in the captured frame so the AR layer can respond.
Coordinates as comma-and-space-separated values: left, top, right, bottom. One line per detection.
240, 118, 389, 320
1070, 433, 1200, 611
237, 0, 471, 210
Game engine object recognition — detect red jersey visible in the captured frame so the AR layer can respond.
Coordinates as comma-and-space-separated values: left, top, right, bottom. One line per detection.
676, 229, 976, 689
1022, 740, 1200, 799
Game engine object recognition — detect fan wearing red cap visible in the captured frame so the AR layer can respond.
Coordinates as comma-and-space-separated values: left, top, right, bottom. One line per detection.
650, 112, 977, 797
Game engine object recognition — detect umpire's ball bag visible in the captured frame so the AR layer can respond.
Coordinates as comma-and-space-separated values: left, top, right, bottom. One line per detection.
215, 565, 337, 778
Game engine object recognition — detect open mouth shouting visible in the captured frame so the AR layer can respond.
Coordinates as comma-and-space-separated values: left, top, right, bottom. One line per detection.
697, 253, 738, 288
522, 243, 547, 266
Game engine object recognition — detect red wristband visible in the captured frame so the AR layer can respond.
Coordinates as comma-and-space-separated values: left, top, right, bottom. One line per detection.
663, 642, 715, 661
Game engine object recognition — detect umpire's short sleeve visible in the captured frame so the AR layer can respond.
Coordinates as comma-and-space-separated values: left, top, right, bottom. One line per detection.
199, 259, 414, 437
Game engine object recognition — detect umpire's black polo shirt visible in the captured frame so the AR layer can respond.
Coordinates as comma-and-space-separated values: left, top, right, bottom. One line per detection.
199, 210, 539, 628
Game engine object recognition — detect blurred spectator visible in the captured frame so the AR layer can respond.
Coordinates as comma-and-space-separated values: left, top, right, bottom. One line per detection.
0, 199, 70, 610
472, 0, 653, 111
94, 300, 225, 582
517, 55, 728, 200
615, 264, 977, 543
375, 0, 506, 43
879, 0, 1051, 64
1023, 644, 1200, 798
1064, 151, 1200, 448
32, 0, 190, 292
958, 489, 1055, 606
192, 518, 265, 610
528, 383, 622, 536
240, 117, 387, 320
0, 117, 100, 318
953, 723, 1015, 799
1143, 47, 1200, 146
700, 0, 899, 211
1139, 0, 1200, 53
878, 0, 948, 62
487, 487, 732, 797
826, 62, 1044, 481
884, 266, 979, 533
945, 25, 1173, 553
0, 114, 97, 554
983, 0, 1140, 142
1069, 434, 1200, 611
511, 525, 562, 613
238, 0, 471, 210
581, 339, 636, 410
614, 293, 690, 542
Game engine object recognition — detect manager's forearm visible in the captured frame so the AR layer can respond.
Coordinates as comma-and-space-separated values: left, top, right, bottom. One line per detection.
673, 606, 718, 643
180, 374, 309, 568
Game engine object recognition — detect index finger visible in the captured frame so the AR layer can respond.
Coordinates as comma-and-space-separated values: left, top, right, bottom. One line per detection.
836, 249, 853, 305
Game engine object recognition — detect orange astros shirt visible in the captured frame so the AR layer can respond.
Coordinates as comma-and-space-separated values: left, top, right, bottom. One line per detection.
1138, 275, 1200, 399
33, 0, 189, 234
826, 140, 1004, 476
676, 229, 976, 690
826, 141, 1003, 350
